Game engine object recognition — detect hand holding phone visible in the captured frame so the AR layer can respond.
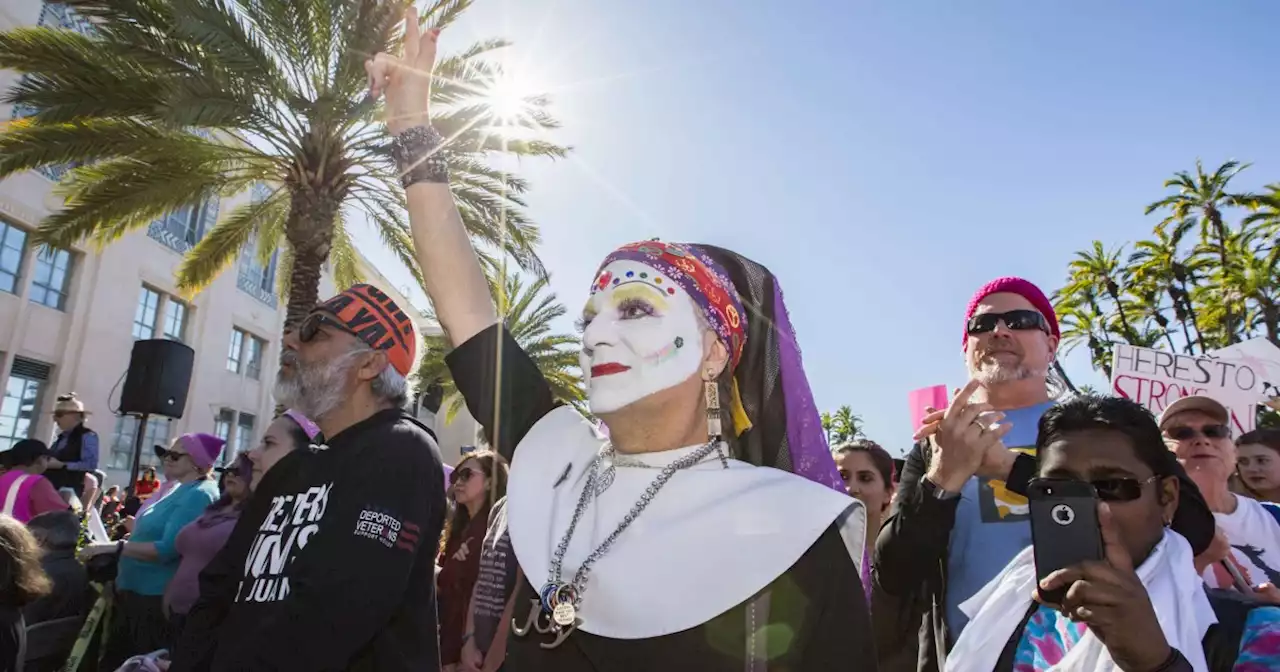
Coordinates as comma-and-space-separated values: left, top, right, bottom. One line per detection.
1028, 478, 1105, 604
1034, 490, 1172, 671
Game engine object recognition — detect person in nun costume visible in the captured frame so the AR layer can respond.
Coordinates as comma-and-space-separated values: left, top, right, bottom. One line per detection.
365, 14, 873, 671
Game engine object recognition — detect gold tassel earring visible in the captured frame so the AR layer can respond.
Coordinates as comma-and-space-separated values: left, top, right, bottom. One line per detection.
705, 373, 728, 468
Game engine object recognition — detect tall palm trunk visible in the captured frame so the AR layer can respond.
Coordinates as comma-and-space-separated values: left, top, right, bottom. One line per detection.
283, 192, 341, 331
1104, 280, 1139, 343
1166, 287, 1193, 353
1173, 276, 1205, 353
1208, 206, 1238, 344
1263, 302, 1280, 348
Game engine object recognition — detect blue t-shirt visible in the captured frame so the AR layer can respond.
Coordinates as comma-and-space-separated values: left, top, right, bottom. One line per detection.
117, 478, 219, 596
944, 401, 1053, 636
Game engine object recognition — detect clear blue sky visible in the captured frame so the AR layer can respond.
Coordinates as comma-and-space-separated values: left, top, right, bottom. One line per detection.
355, 0, 1280, 456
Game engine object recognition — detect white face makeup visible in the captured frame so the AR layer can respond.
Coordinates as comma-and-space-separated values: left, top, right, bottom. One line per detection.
579, 260, 706, 414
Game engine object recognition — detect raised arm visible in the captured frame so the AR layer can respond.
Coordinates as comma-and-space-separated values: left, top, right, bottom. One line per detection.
366, 8, 496, 347
365, 11, 558, 459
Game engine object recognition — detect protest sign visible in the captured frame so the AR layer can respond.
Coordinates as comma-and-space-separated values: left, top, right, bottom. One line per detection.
1110, 343, 1271, 432
908, 385, 948, 430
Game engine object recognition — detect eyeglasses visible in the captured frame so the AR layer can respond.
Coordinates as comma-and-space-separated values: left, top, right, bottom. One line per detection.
160, 450, 190, 463
1090, 475, 1161, 502
297, 313, 359, 343
966, 310, 1049, 336
1166, 424, 1231, 441
449, 466, 482, 486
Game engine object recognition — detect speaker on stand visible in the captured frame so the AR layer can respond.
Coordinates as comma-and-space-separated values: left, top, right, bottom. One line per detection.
119, 339, 195, 495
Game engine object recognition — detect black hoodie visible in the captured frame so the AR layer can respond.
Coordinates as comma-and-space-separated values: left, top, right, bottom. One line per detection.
171, 409, 446, 671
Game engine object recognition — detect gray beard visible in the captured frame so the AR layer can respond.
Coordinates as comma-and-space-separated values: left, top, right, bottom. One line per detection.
969, 359, 1047, 385
274, 350, 362, 420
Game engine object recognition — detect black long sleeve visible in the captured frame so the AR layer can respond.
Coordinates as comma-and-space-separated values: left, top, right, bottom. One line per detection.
874, 440, 959, 597
445, 323, 559, 461
231, 426, 438, 670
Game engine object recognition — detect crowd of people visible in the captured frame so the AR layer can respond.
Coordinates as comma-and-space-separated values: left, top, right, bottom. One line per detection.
0, 11, 1277, 671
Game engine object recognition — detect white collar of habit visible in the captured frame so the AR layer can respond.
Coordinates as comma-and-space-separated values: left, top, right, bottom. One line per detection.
507, 406, 866, 639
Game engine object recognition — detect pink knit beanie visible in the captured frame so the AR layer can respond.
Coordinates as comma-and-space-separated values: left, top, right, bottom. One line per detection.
963, 276, 1059, 348
178, 433, 226, 470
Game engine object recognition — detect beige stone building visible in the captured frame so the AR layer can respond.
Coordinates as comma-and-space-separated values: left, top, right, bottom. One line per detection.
0, 0, 479, 486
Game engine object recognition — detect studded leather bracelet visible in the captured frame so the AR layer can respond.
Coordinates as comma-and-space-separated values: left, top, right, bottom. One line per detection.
390, 125, 449, 188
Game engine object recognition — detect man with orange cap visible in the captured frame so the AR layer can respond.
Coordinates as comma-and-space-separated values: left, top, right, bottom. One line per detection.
171, 284, 447, 672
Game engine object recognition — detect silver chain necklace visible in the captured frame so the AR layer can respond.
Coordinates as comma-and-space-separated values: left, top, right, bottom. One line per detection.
534, 440, 721, 637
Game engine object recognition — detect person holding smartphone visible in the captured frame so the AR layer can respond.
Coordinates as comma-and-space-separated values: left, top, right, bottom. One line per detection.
948, 395, 1279, 672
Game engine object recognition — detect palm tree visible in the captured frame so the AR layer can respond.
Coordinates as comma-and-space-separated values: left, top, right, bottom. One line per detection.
1145, 160, 1259, 344
415, 270, 583, 423
0, 0, 565, 331
1061, 240, 1140, 344
1223, 223, 1280, 346
831, 405, 863, 443
1054, 289, 1113, 377
1128, 219, 1205, 353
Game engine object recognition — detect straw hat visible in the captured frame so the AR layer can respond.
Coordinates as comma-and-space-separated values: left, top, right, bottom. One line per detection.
52, 393, 89, 415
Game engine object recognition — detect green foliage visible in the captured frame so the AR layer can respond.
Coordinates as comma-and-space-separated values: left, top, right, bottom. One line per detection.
415, 269, 584, 422
1053, 160, 1280, 419
0, 0, 567, 331
821, 405, 864, 445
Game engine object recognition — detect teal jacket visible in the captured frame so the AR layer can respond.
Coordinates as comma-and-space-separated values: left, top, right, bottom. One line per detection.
117, 479, 219, 596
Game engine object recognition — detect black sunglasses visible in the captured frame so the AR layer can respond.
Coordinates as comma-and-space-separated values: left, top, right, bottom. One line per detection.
1167, 424, 1232, 441
1088, 475, 1161, 502
449, 466, 485, 486
157, 449, 190, 463
967, 309, 1049, 336
297, 313, 359, 343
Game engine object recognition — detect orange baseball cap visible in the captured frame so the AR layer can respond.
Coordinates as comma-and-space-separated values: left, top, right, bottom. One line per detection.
313, 283, 417, 377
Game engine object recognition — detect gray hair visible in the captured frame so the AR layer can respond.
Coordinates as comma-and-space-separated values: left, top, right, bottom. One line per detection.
350, 340, 415, 409
27, 511, 81, 551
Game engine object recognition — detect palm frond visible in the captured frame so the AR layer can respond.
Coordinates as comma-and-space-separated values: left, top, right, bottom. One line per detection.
176, 190, 287, 293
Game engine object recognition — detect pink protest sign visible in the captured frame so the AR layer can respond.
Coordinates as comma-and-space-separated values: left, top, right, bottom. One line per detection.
909, 385, 949, 429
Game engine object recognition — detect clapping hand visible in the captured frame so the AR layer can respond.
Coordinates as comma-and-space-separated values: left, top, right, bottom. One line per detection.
914, 379, 1013, 492
365, 7, 439, 135
1037, 502, 1173, 671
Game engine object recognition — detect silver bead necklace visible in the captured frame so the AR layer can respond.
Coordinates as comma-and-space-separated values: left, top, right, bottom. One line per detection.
537, 440, 721, 632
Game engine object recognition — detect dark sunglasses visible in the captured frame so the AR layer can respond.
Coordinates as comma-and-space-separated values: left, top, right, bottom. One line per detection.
449, 466, 485, 486
966, 309, 1049, 336
159, 450, 190, 463
297, 313, 359, 343
1090, 475, 1160, 502
1167, 424, 1231, 441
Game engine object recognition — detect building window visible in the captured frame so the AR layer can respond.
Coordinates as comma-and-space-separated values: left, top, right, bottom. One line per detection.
109, 415, 172, 471
234, 412, 256, 461
213, 408, 235, 443
133, 286, 161, 339
28, 247, 72, 310
0, 358, 51, 451
245, 336, 265, 380
163, 300, 188, 341
0, 221, 26, 295
227, 328, 246, 373
146, 197, 220, 255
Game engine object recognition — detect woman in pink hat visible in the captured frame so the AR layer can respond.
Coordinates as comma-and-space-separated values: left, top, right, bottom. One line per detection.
82, 433, 222, 667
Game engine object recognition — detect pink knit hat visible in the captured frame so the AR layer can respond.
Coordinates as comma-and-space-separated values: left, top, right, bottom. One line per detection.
963, 276, 1059, 348
177, 433, 226, 470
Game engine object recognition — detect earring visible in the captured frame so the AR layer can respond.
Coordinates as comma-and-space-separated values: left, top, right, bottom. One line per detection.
704, 373, 728, 468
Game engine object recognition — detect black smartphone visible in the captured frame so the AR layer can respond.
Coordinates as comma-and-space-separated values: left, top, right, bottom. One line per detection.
1027, 478, 1105, 604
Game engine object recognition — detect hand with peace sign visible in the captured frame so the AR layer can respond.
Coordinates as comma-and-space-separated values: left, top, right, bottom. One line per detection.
915, 379, 1013, 492
366, 7, 440, 136
1037, 502, 1174, 671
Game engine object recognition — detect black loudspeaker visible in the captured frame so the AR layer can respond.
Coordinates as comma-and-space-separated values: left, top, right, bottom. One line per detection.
120, 339, 195, 418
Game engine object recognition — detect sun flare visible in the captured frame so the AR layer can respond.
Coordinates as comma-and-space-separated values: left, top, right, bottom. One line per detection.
480, 71, 541, 125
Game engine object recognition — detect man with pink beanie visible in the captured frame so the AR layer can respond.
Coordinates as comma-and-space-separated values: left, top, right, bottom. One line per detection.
874, 277, 1064, 672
